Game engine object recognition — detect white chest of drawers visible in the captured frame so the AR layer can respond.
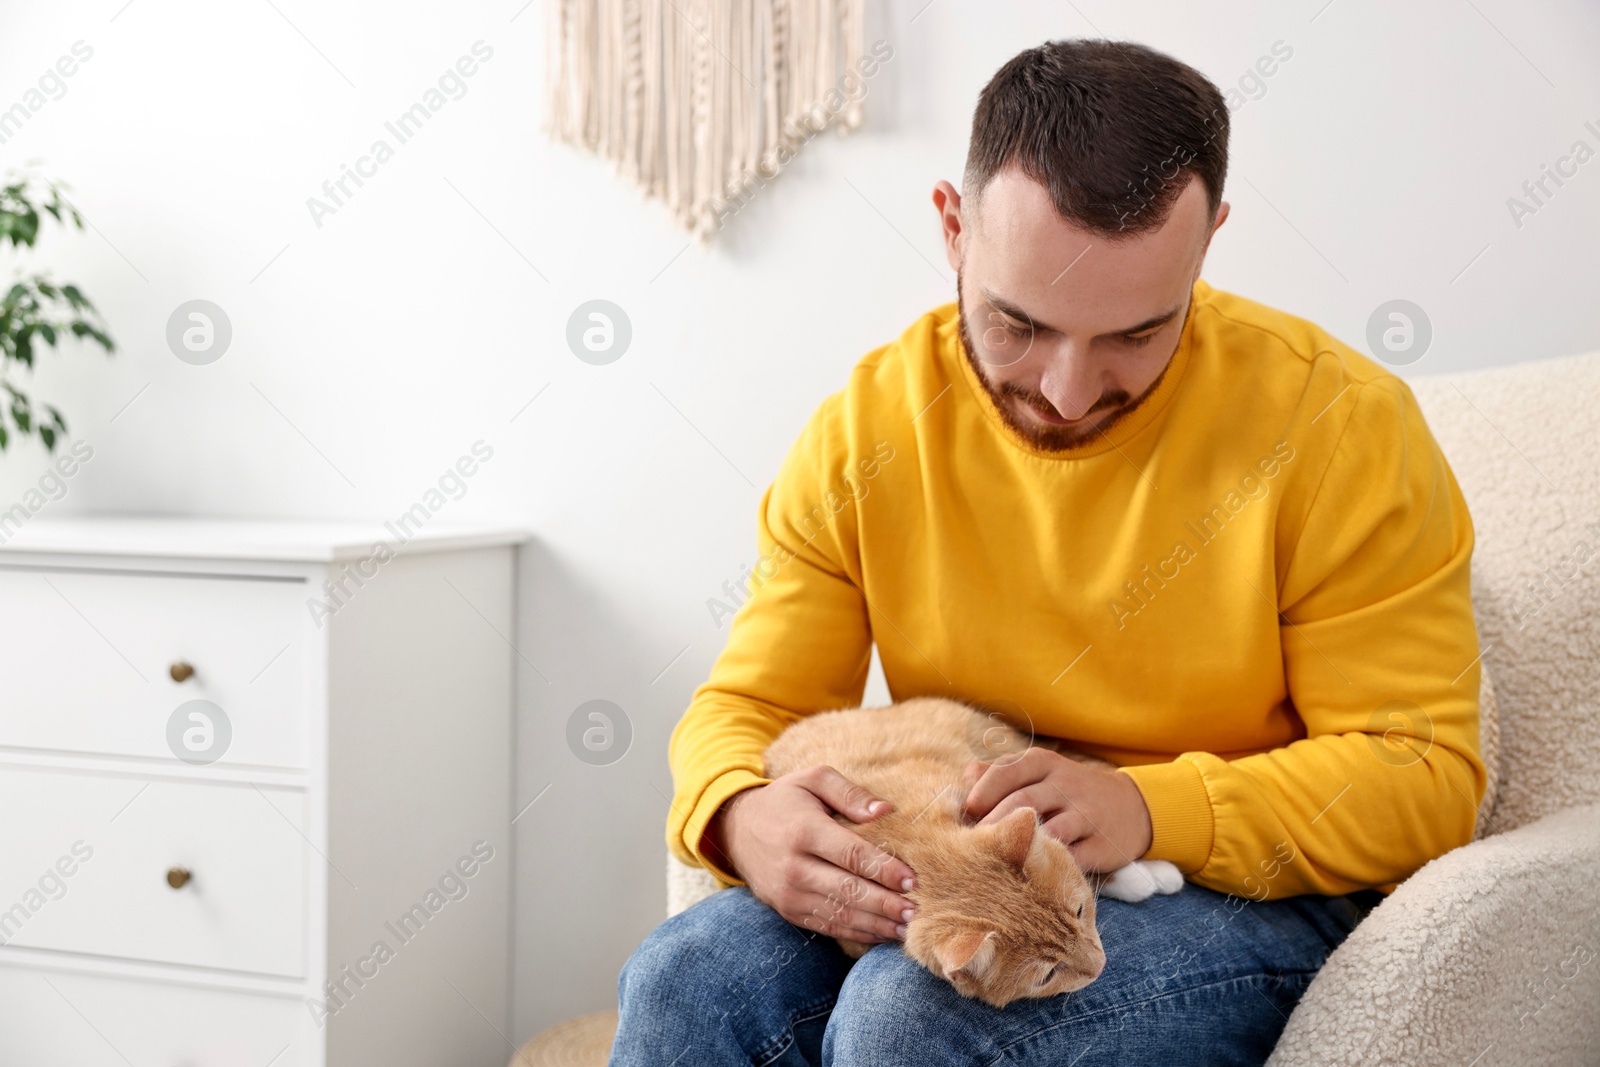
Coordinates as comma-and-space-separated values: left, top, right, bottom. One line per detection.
0, 516, 526, 1067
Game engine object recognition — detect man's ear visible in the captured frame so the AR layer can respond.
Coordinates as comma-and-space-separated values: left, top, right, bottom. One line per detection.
934, 927, 998, 980
986, 806, 1040, 870
932, 179, 964, 273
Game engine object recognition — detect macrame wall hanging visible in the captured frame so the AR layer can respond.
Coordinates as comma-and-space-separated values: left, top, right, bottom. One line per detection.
543, 0, 871, 242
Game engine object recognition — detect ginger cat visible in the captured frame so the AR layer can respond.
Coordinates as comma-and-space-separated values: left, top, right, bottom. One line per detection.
762, 697, 1182, 1008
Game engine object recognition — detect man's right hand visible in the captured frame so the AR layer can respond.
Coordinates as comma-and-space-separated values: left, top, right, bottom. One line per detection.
704, 765, 918, 945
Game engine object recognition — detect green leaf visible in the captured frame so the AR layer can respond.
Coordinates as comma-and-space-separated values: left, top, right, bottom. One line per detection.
0, 173, 118, 447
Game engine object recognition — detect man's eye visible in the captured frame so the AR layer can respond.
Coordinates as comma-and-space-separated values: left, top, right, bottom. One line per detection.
1119, 332, 1157, 347
1003, 320, 1031, 338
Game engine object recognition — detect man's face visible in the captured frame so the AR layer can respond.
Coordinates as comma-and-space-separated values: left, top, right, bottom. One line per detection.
939, 169, 1226, 451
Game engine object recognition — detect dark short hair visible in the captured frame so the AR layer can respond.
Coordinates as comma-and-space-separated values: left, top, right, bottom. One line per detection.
963, 39, 1229, 238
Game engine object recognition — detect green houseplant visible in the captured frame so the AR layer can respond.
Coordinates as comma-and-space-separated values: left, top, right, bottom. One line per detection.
0, 172, 115, 451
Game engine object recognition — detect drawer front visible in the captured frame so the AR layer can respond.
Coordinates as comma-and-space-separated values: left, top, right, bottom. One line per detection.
0, 567, 313, 769
0, 768, 309, 977
0, 967, 320, 1067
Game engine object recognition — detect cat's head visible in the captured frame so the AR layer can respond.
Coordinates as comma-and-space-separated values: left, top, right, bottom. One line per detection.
903, 807, 1105, 1009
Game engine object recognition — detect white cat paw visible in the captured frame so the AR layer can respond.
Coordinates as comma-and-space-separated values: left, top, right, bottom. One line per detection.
1099, 860, 1185, 903
1142, 859, 1184, 895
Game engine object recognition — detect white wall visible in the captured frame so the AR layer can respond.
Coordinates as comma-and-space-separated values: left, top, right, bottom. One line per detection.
3, 0, 1598, 1043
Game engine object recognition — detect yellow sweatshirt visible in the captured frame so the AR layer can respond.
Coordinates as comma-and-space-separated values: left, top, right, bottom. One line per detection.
668, 278, 1486, 900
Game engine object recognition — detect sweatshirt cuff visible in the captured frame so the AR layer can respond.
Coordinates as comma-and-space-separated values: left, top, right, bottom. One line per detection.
676, 768, 771, 888
1120, 758, 1215, 874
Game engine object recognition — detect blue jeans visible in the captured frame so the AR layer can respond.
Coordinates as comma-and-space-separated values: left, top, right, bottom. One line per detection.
610, 883, 1379, 1066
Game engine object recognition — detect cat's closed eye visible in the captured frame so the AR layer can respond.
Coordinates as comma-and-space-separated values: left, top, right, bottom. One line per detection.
1034, 962, 1064, 987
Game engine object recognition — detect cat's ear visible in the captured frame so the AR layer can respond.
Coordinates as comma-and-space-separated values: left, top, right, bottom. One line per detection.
987, 806, 1040, 870
935, 927, 998, 981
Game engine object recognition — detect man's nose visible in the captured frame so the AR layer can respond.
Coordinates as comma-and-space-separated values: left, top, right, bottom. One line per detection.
1036, 340, 1101, 418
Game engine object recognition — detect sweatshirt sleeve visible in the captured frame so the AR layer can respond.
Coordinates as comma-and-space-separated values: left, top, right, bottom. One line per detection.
1122, 376, 1487, 899
665, 397, 877, 887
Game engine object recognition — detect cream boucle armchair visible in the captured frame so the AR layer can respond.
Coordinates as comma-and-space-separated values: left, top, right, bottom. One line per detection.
517, 349, 1600, 1066
1264, 349, 1600, 1065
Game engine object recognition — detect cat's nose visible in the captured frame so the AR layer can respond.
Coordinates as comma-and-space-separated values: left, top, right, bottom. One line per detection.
1057, 941, 1108, 992
1057, 953, 1106, 993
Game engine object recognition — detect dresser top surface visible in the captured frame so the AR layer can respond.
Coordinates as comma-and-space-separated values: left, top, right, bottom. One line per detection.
0, 514, 530, 562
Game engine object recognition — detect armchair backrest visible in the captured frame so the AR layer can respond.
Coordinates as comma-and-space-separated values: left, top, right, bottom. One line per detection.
1410, 349, 1600, 834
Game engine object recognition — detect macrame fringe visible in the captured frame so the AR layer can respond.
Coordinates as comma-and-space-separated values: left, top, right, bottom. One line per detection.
544, 0, 869, 242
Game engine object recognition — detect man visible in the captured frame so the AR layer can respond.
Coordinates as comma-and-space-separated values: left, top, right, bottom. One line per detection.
613, 38, 1485, 1066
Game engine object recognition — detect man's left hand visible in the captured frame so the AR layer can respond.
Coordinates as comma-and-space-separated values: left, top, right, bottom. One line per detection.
960, 748, 1154, 874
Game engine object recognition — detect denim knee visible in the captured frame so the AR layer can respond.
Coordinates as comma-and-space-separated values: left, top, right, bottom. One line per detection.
617, 898, 732, 1016
615, 889, 856, 1067
823, 945, 999, 1066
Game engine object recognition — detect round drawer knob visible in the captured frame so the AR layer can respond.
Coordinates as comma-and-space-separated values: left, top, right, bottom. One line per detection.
169, 661, 195, 683
166, 867, 192, 889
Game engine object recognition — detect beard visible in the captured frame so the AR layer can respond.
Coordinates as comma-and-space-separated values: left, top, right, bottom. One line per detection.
954, 270, 1176, 453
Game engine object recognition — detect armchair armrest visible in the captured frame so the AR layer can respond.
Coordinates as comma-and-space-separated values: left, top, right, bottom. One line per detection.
667, 853, 723, 917
1268, 803, 1600, 1066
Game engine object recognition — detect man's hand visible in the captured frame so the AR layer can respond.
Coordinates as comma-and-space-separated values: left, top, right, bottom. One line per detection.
703, 766, 918, 944
960, 748, 1153, 873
